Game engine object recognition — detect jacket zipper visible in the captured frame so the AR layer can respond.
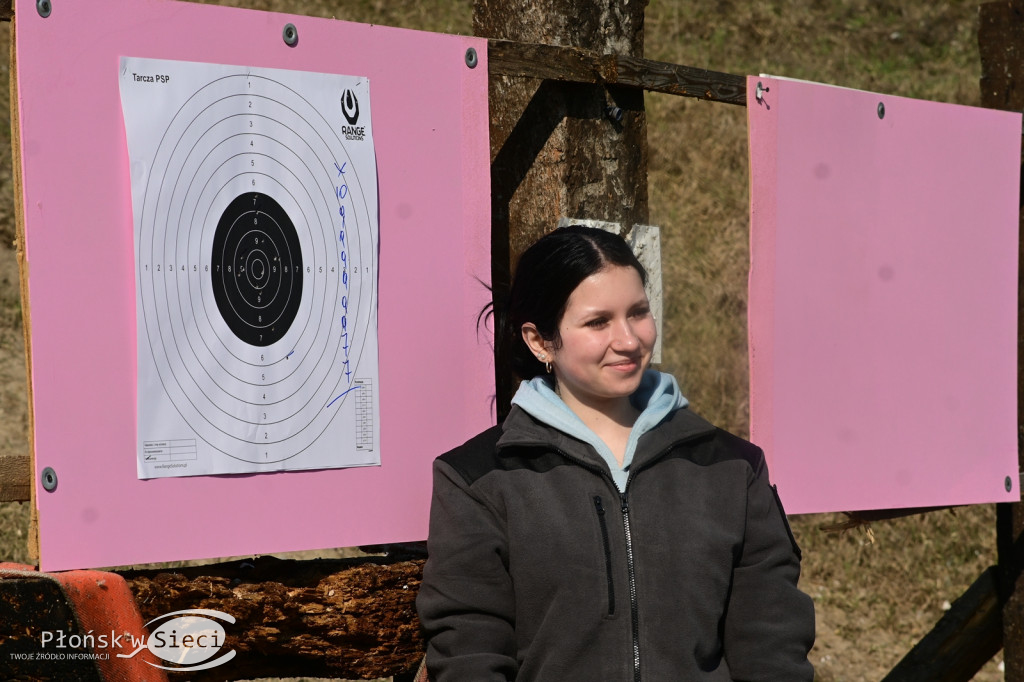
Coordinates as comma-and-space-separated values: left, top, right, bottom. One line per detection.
593, 496, 615, 616
503, 440, 704, 682
620, 493, 641, 682
616, 435, 714, 682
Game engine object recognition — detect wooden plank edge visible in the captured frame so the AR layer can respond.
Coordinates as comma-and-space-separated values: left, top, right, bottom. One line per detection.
486, 38, 747, 105
820, 506, 956, 532
9, 15, 39, 561
881, 565, 1002, 682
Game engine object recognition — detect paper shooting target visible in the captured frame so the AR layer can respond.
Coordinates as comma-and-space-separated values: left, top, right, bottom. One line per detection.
121, 58, 380, 478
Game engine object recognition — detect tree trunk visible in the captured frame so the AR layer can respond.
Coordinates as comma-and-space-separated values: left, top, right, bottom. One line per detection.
474, 0, 649, 413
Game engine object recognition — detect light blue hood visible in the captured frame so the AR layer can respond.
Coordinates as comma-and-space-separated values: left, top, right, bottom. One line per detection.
510, 369, 688, 492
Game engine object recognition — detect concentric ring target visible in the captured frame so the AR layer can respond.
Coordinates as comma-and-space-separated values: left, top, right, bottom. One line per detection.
128, 59, 379, 473
212, 192, 303, 347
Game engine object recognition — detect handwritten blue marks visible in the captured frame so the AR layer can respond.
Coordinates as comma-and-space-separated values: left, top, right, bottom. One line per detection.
334, 158, 355, 385
286, 350, 295, 360
336, 161, 348, 229
326, 384, 362, 409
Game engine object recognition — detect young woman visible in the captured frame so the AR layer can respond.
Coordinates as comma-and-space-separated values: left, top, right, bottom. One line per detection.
416, 226, 814, 681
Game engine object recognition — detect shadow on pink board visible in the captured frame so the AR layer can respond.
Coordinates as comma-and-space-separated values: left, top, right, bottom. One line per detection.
15, 0, 493, 570
747, 75, 1019, 515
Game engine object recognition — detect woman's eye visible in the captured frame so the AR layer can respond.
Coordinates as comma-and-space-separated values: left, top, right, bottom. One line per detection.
630, 307, 651, 319
585, 318, 607, 328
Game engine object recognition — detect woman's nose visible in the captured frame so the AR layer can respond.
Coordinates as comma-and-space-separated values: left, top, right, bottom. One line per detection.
612, 320, 639, 349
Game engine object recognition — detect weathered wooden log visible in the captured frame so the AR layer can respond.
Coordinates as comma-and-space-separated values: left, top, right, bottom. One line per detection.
121, 553, 426, 681
1, 552, 426, 681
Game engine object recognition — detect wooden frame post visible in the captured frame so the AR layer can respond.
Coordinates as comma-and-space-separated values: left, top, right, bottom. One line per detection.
979, 3, 1024, 680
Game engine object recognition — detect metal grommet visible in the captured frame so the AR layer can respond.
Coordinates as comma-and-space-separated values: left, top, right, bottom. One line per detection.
283, 23, 299, 47
1006, 475, 1014, 493
41, 467, 57, 492
755, 81, 769, 103
877, 102, 885, 119
36, 0, 52, 18
465, 47, 478, 69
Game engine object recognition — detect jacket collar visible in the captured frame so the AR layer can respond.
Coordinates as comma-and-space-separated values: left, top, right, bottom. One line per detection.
496, 404, 718, 478
630, 406, 717, 471
496, 406, 601, 465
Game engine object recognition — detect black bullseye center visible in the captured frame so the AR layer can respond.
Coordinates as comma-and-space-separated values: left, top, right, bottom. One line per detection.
212, 192, 303, 347
244, 248, 270, 290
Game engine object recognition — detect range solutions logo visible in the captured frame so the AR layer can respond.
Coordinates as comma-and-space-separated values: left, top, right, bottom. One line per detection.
10, 608, 237, 673
340, 88, 366, 141
341, 88, 360, 124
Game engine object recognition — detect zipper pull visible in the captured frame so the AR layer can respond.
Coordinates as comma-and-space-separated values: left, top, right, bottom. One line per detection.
620, 493, 629, 514
594, 496, 605, 514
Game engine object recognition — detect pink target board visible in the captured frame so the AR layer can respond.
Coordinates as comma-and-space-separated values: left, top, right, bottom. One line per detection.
748, 76, 1020, 514
14, 0, 492, 570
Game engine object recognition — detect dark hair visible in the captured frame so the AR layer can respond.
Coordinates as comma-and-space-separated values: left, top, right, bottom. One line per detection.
504, 225, 647, 380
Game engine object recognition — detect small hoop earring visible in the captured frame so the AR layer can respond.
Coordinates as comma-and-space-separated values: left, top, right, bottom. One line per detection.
537, 352, 552, 374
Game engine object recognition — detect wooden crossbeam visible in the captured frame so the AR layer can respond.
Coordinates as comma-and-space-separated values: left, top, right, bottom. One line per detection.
881, 566, 1002, 682
486, 38, 747, 105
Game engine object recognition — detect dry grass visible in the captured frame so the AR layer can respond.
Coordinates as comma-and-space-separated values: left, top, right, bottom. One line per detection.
0, 1, 1005, 680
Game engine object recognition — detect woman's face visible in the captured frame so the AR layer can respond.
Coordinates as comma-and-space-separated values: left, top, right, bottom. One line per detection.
529, 265, 656, 410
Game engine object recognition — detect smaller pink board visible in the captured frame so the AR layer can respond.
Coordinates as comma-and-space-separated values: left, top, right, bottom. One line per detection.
748, 76, 1020, 514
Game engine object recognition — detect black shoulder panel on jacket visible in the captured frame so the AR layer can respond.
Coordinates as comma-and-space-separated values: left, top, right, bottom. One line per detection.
437, 424, 579, 487
437, 425, 505, 487
714, 428, 765, 471
666, 428, 765, 473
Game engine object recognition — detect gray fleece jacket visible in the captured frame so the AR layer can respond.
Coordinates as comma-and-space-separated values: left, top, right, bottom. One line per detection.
417, 388, 815, 681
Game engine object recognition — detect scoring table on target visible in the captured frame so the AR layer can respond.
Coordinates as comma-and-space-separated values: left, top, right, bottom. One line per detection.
120, 57, 381, 478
